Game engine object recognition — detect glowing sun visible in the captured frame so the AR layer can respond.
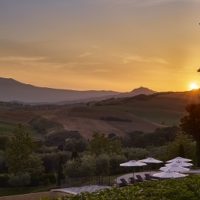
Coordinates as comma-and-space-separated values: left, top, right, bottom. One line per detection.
189, 82, 199, 90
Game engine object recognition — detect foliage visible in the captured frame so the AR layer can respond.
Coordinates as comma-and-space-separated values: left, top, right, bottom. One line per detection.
8, 173, 31, 187
123, 147, 149, 160
89, 132, 122, 156
181, 104, 200, 166
109, 154, 126, 175
37, 145, 58, 154
167, 133, 195, 161
65, 155, 96, 178
6, 125, 34, 174
0, 122, 16, 136
39, 173, 57, 185
45, 130, 84, 147
29, 117, 63, 135
6, 125, 44, 176
41, 151, 71, 173
0, 174, 9, 187
147, 145, 169, 161
95, 154, 110, 176
124, 126, 178, 148
0, 151, 6, 173
63, 176, 200, 200
0, 136, 9, 150
65, 153, 127, 178
65, 137, 87, 153
28, 154, 44, 177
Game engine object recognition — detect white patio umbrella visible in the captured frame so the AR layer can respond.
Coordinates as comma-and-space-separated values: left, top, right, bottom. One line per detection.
160, 165, 190, 173
120, 160, 147, 177
120, 160, 147, 167
140, 157, 163, 164
166, 162, 193, 168
152, 171, 188, 179
167, 157, 192, 163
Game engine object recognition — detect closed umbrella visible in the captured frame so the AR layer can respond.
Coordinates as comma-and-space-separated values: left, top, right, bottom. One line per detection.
167, 157, 192, 163
153, 171, 188, 179
160, 165, 190, 173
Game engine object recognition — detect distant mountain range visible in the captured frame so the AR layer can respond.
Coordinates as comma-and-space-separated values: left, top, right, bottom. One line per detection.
0, 77, 156, 104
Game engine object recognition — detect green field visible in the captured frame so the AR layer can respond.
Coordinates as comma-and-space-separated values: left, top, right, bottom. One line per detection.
0, 121, 41, 139
0, 122, 16, 136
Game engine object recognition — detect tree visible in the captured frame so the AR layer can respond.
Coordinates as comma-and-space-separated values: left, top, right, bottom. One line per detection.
109, 154, 126, 175
65, 137, 87, 153
123, 148, 149, 160
65, 155, 95, 178
180, 104, 200, 166
167, 133, 195, 161
89, 132, 122, 156
89, 133, 109, 156
6, 125, 43, 175
0, 136, 9, 151
95, 154, 110, 176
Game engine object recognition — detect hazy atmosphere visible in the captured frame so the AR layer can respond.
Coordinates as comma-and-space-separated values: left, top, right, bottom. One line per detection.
1, 1, 200, 200
1, 0, 200, 91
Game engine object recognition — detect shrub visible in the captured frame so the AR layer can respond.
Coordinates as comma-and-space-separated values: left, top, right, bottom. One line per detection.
95, 154, 110, 176
0, 174, 9, 187
66, 176, 200, 200
39, 173, 57, 185
45, 131, 83, 147
123, 148, 149, 160
0, 136, 9, 151
65, 155, 95, 178
167, 133, 196, 162
65, 160, 80, 178
0, 151, 6, 173
30, 117, 63, 135
109, 154, 126, 175
41, 152, 71, 173
8, 173, 31, 187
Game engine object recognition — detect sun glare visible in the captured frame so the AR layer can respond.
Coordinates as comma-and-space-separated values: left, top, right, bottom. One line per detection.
189, 82, 199, 91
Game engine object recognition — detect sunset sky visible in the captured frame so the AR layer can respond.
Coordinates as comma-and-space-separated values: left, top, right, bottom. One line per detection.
0, 0, 200, 92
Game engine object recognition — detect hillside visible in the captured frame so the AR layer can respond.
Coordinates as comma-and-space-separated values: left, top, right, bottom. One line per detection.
0, 77, 156, 104
0, 77, 119, 103
116, 87, 156, 98
0, 90, 199, 139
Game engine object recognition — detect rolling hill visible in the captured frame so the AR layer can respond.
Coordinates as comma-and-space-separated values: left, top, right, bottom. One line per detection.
0, 89, 199, 139
0, 77, 156, 104
0, 77, 119, 103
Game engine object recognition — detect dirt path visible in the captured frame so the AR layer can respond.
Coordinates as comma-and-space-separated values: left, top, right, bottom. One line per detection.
0, 192, 52, 200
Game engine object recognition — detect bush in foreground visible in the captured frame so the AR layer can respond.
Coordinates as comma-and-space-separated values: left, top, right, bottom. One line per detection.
49, 176, 200, 200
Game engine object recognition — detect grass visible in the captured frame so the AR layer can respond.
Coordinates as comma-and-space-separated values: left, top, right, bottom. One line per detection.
94, 102, 183, 126
0, 121, 16, 136
0, 121, 43, 139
